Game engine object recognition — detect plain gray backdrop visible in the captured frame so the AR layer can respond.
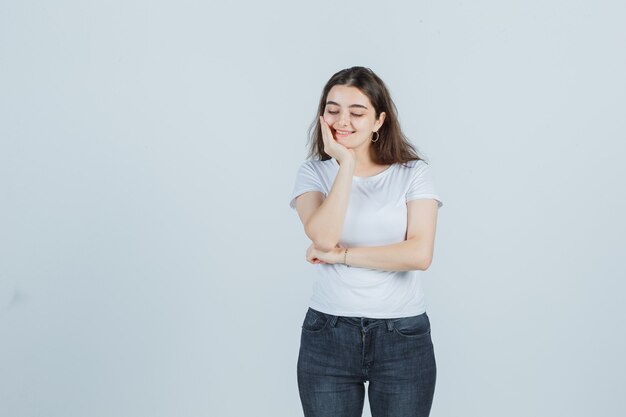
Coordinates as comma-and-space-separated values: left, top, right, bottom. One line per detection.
1, 1, 625, 416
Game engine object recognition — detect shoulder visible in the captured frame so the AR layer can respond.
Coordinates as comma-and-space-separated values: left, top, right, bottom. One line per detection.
404, 158, 429, 167
397, 159, 430, 174
308, 158, 335, 167
298, 158, 335, 172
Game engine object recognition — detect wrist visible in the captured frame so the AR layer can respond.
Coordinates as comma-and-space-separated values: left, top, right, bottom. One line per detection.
337, 156, 356, 170
339, 247, 349, 266
333, 247, 346, 264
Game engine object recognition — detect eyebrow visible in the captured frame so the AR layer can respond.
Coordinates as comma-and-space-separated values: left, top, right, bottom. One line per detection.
325, 100, 368, 110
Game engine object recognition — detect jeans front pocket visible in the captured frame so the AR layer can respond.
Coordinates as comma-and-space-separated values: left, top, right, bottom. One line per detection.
392, 312, 431, 338
301, 308, 329, 333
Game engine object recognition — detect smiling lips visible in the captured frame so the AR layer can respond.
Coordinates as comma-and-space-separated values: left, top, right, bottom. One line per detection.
334, 129, 354, 138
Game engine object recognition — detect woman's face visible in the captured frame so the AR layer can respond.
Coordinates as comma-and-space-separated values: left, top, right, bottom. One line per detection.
323, 84, 385, 150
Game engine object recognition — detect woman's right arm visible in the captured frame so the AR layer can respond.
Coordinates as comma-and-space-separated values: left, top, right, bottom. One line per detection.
295, 116, 356, 252
295, 158, 355, 252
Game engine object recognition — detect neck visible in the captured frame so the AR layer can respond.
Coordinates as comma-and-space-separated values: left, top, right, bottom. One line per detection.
353, 147, 376, 170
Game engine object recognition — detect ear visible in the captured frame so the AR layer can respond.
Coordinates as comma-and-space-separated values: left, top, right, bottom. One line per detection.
375, 111, 386, 131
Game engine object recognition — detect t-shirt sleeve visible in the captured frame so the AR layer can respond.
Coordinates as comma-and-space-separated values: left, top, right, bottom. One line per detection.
289, 161, 325, 210
406, 161, 443, 208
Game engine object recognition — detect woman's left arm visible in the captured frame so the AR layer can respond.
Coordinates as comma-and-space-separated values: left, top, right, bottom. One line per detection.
306, 199, 440, 271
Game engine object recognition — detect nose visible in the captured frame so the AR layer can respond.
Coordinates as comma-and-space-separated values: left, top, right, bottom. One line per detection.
339, 112, 350, 126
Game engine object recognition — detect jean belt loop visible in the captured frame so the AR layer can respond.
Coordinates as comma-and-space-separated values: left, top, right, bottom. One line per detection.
385, 319, 394, 331
329, 315, 338, 327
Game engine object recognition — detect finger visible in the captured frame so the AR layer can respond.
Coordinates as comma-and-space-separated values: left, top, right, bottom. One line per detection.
319, 116, 330, 144
320, 116, 333, 142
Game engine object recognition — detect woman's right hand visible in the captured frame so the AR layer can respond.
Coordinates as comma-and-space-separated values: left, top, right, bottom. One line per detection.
319, 116, 356, 165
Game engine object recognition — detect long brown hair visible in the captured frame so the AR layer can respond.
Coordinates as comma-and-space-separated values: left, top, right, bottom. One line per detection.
306, 66, 425, 166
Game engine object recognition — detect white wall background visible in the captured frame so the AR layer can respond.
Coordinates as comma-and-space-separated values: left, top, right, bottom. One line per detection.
1, 1, 625, 416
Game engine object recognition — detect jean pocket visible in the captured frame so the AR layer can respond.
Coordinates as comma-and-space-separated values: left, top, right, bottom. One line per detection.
301, 308, 329, 333
392, 312, 431, 338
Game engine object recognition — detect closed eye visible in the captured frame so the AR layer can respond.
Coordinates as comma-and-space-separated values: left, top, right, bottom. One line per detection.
327, 111, 364, 117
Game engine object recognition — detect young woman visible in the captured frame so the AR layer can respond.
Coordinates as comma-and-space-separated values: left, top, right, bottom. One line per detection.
289, 66, 443, 417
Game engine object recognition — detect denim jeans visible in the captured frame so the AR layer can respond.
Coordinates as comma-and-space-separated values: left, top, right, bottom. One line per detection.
297, 307, 436, 417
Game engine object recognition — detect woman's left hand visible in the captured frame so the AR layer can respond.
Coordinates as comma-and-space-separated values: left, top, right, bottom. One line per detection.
306, 243, 343, 265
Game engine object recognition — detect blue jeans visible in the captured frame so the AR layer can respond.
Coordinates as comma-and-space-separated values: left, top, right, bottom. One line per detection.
297, 307, 436, 417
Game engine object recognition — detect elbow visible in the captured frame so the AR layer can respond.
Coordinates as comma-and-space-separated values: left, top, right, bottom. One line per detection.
419, 258, 432, 271
311, 240, 336, 253
304, 222, 338, 252
408, 239, 434, 271
412, 255, 433, 271
304, 230, 337, 253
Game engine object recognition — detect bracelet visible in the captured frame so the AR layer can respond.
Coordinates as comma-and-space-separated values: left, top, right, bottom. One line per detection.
343, 248, 348, 265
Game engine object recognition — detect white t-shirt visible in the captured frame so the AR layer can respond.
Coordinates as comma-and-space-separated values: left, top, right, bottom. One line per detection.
289, 157, 443, 318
